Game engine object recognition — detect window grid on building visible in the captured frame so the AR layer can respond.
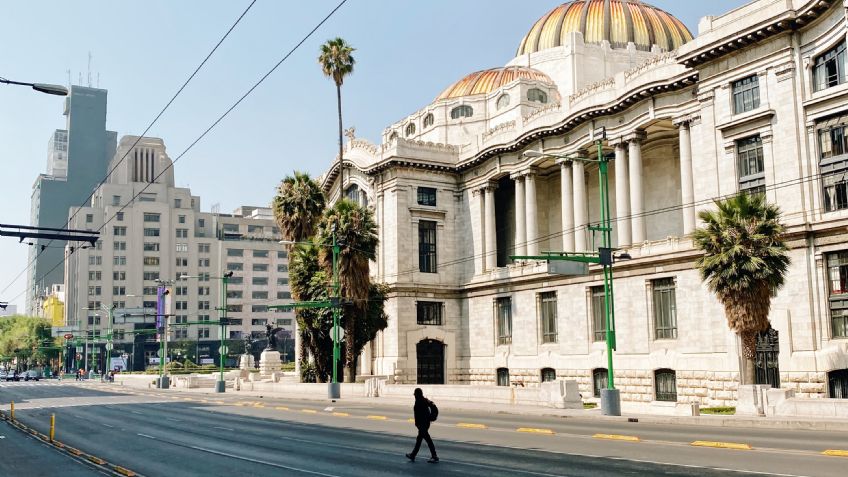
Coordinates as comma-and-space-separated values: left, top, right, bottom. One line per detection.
655, 369, 678, 402
592, 368, 608, 398
496, 368, 509, 386
737, 135, 765, 194
423, 113, 434, 128
416, 301, 442, 325
652, 277, 678, 339
537, 291, 557, 344
418, 220, 437, 273
827, 251, 848, 338
541, 368, 556, 382
527, 88, 548, 103
591, 286, 606, 342
494, 297, 512, 345
732, 75, 760, 114
819, 122, 848, 212
813, 40, 846, 92
417, 187, 437, 206
450, 105, 473, 119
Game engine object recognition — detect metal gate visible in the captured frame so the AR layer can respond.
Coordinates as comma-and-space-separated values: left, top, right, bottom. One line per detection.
416, 339, 444, 385
754, 327, 780, 388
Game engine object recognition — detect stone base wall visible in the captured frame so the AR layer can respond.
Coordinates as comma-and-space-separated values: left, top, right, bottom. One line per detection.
780, 372, 827, 399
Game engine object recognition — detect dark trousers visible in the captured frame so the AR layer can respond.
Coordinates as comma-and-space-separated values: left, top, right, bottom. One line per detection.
411, 427, 437, 458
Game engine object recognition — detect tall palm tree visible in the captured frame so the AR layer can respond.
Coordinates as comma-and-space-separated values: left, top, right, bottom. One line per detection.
316, 199, 378, 382
692, 193, 790, 384
272, 172, 326, 378
318, 37, 355, 190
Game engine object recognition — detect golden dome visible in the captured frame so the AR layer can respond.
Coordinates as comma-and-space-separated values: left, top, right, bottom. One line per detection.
517, 0, 693, 56
435, 66, 553, 101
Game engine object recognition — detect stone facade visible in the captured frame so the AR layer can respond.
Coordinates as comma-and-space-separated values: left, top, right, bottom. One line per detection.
320, 0, 848, 405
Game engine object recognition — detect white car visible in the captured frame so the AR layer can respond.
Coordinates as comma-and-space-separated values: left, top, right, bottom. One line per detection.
22, 370, 41, 381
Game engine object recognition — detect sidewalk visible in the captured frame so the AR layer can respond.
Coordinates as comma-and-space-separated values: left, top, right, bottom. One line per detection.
105, 379, 848, 432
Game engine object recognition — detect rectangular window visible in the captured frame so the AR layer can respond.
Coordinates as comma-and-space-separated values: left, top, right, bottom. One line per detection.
143, 286, 157, 296
113, 241, 126, 251
198, 219, 205, 228
252, 305, 268, 313
228, 276, 243, 285
175, 286, 188, 296
277, 264, 288, 273
737, 136, 765, 194
116, 212, 124, 222
276, 277, 288, 286
248, 225, 264, 233
85, 214, 93, 223
143, 300, 156, 309
175, 301, 188, 311
277, 251, 288, 259
143, 256, 160, 266
113, 226, 126, 236
417, 187, 437, 206
176, 228, 188, 238
175, 328, 188, 339
143, 228, 160, 237
175, 258, 188, 267
732, 75, 760, 114
251, 319, 266, 326
227, 304, 243, 313
176, 243, 188, 252
813, 40, 847, 92
418, 220, 437, 273
252, 263, 268, 272
143, 213, 160, 222
112, 195, 121, 206
819, 123, 848, 212
227, 290, 243, 299
252, 291, 269, 300
252, 277, 268, 286
591, 286, 606, 342
276, 291, 291, 300
198, 259, 210, 267
175, 199, 182, 208
253, 249, 269, 258
199, 301, 210, 310
655, 369, 678, 402
88, 271, 101, 281
653, 277, 678, 339
113, 271, 126, 281
198, 243, 210, 253
227, 249, 243, 257
827, 251, 848, 338
198, 287, 210, 296
143, 242, 160, 252
143, 272, 160, 281
113, 256, 126, 266
139, 193, 156, 202
416, 302, 443, 325
494, 297, 512, 345
227, 262, 243, 271
538, 291, 557, 344
277, 319, 292, 326
112, 286, 126, 296
496, 368, 509, 387
198, 327, 210, 339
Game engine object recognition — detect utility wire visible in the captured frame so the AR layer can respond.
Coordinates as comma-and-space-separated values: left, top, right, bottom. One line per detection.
0, 0, 259, 298
3, 0, 349, 306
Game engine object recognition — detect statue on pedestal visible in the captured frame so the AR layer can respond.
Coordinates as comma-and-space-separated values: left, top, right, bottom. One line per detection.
265, 323, 283, 350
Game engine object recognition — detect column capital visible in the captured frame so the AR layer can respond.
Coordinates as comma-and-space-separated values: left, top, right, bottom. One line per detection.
481, 181, 499, 192
672, 114, 700, 127
509, 166, 538, 180
624, 130, 647, 144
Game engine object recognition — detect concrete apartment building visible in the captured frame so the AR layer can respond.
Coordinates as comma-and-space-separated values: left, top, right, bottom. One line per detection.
27, 85, 117, 315
64, 135, 292, 371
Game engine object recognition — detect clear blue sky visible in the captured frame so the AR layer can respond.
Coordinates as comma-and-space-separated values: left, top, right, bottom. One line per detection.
0, 0, 745, 309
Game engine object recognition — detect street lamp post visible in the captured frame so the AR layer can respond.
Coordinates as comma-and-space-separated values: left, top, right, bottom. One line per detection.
0, 76, 68, 96
154, 281, 173, 389
178, 272, 232, 393
515, 129, 624, 416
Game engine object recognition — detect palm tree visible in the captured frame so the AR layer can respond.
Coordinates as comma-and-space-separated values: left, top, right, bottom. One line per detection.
318, 37, 355, 190
692, 193, 790, 384
316, 199, 378, 382
272, 172, 326, 379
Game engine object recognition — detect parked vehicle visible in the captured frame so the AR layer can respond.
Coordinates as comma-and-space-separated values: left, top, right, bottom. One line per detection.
23, 370, 41, 381
3, 370, 22, 382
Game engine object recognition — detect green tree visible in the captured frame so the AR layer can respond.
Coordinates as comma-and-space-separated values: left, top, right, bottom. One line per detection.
316, 199, 378, 382
272, 171, 326, 372
0, 315, 53, 369
692, 193, 790, 384
318, 37, 355, 189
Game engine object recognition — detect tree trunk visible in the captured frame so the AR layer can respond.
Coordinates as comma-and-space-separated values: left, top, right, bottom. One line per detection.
345, 313, 356, 383
742, 356, 756, 385
336, 83, 344, 191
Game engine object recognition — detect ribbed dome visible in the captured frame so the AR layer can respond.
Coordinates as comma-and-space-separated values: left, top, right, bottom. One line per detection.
517, 0, 693, 56
435, 66, 553, 101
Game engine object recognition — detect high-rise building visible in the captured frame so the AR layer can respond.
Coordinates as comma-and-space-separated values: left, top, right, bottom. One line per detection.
27, 85, 118, 314
64, 136, 293, 371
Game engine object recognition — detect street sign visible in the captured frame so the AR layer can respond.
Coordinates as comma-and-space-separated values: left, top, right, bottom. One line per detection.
547, 260, 589, 276
333, 325, 345, 343
157, 349, 164, 358
63, 333, 74, 340
114, 307, 157, 324
218, 345, 228, 355
105, 343, 113, 351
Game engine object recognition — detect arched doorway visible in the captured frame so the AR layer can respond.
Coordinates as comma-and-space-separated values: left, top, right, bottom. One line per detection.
417, 339, 444, 384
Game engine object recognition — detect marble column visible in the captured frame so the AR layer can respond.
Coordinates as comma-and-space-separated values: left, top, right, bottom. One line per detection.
483, 183, 498, 271
628, 136, 646, 244
525, 169, 539, 257
678, 122, 696, 235
512, 174, 526, 258
614, 143, 631, 247
473, 189, 484, 274
573, 159, 588, 251
558, 160, 574, 251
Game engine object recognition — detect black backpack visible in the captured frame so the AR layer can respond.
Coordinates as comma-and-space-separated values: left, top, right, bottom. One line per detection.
428, 400, 439, 422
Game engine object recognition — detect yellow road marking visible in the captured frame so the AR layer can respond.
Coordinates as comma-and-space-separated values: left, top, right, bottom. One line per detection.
517, 428, 555, 435
253, 404, 265, 408
86, 455, 106, 465
275, 406, 289, 411
332, 412, 350, 417
407, 418, 415, 423
199, 399, 209, 403
457, 423, 487, 429
113, 466, 137, 476
367, 415, 388, 420
593, 433, 640, 442
822, 449, 848, 457
182, 398, 195, 401
302, 409, 318, 414
690, 441, 751, 450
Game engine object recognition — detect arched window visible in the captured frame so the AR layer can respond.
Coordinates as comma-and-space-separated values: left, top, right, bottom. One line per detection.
405, 122, 416, 137
654, 369, 677, 402
496, 367, 509, 386
345, 184, 366, 206
450, 105, 473, 119
829, 369, 848, 398
527, 88, 548, 104
423, 113, 434, 128
496, 94, 510, 110
388, 131, 398, 142
592, 368, 608, 397
541, 368, 556, 383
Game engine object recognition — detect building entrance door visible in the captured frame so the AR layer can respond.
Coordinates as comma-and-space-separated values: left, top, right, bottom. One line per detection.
754, 327, 780, 388
416, 339, 444, 384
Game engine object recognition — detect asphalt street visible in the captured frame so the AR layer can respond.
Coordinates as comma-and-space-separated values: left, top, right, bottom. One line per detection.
1, 381, 846, 477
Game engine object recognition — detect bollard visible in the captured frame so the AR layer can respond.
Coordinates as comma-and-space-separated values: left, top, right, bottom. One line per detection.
50, 414, 55, 442
10, 401, 14, 421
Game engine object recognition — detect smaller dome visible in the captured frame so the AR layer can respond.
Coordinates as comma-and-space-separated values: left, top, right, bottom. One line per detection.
435, 66, 553, 101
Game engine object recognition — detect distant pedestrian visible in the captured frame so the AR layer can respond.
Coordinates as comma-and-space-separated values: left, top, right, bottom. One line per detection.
405, 388, 439, 463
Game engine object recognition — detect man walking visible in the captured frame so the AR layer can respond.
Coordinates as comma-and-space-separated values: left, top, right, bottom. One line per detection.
406, 388, 438, 463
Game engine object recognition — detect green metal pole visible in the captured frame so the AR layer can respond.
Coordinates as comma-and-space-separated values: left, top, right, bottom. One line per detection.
221, 276, 228, 387
332, 231, 340, 384
598, 140, 616, 390
105, 305, 114, 379
157, 286, 164, 386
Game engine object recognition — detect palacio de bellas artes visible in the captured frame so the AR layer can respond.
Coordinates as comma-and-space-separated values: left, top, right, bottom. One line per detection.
316, 0, 848, 414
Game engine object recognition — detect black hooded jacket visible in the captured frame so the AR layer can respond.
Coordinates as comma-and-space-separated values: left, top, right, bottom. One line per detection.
413, 396, 431, 429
